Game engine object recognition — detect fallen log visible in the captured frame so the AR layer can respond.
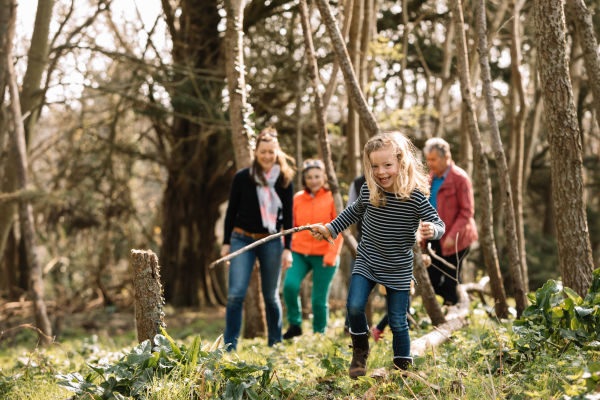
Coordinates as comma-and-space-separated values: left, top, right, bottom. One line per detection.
412, 276, 490, 356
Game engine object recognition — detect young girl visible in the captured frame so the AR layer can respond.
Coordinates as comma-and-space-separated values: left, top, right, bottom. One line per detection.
310, 131, 444, 378
282, 159, 343, 339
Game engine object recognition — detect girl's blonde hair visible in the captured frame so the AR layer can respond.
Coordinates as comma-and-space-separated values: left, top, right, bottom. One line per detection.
252, 127, 295, 188
363, 131, 430, 206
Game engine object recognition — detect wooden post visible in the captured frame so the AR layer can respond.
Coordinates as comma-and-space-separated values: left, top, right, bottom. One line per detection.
130, 249, 166, 343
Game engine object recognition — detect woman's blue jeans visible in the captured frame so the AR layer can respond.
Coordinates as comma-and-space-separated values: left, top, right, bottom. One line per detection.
347, 274, 411, 358
224, 231, 283, 350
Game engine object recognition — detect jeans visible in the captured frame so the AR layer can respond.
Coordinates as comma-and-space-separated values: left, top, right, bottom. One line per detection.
347, 274, 411, 358
224, 231, 283, 350
283, 252, 338, 333
427, 240, 469, 305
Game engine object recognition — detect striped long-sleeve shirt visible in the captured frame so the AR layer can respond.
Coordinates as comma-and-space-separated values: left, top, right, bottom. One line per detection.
326, 183, 445, 290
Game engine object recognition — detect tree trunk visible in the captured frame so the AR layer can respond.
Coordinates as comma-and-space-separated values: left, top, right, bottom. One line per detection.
567, 0, 600, 131
0, 0, 19, 274
359, 0, 375, 147
299, 0, 359, 254
160, 0, 233, 307
322, 0, 353, 112
224, 0, 252, 168
413, 245, 445, 326
3, 0, 52, 344
0, 0, 54, 283
223, 0, 267, 339
20, 0, 54, 142
474, 0, 518, 319
130, 250, 166, 344
346, 0, 362, 179
433, 17, 454, 138
315, 0, 379, 137
508, 0, 528, 293
451, 0, 527, 316
533, 0, 594, 297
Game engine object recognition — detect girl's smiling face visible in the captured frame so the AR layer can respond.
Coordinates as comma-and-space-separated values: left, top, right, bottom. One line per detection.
369, 146, 399, 190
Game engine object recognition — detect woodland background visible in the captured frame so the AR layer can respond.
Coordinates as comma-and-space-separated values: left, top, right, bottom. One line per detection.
0, 0, 599, 347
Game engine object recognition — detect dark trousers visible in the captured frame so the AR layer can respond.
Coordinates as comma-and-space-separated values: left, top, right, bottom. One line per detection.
427, 240, 469, 305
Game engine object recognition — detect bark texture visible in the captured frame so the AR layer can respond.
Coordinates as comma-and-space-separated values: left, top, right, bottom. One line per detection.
315, 0, 379, 137
224, 0, 252, 168
567, 0, 600, 130
451, 0, 527, 315
508, 0, 528, 292
160, 0, 233, 307
20, 0, 54, 139
130, 250, 166, 344
299, 0, 358, 254
3, 0, 52, 343
474, 0, 513, 319
413, 244, 445, 326
534, 0, 594, 297
223, 0, 266, 339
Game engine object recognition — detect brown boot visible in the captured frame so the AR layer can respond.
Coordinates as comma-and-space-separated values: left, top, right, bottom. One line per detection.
393, 357, 413, 370
349, 333, 370, 379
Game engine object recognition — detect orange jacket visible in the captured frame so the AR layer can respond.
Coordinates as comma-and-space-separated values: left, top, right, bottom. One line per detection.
292, 188, 343, 266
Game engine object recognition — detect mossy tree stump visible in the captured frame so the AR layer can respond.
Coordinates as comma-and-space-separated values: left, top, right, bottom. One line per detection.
130, 249, 166, 343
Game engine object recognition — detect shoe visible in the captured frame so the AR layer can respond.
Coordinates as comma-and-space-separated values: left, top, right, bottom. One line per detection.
372, 327, 384, 342
283, 324, 302, 340
393, 357, 413, 370
349, 333, 370, 379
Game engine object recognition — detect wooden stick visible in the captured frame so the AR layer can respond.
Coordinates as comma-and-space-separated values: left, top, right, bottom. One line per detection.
209, 225, 333, 269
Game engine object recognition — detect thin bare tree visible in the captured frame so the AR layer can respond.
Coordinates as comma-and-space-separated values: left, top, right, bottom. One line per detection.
451, 0, 527, 315
533, 0, 594, 297
2, 0, 52, 344
298, 0, 358, 254
314, 0, 379, 137
567, 0, 600, 131
346, 0, 363, 180
475, 0, 517, 319
0, 0, 55, 288
223, 0, 266, 339
508, 0, 529, 292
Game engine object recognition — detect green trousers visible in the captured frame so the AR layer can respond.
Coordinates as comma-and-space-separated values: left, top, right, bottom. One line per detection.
283, 252, 339, 333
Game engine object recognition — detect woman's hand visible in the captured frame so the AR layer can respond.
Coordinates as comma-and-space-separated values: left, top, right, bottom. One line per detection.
282, 249, 293, 269
309, 224, 330, 241
419, 221, 436, 240
220, 244, 231, 266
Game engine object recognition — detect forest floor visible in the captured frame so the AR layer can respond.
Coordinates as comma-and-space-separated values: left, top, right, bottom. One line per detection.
0, 290, 598, 399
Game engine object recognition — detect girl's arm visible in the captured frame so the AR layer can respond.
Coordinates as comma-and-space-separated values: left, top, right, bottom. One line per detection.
418, 192, 445, 240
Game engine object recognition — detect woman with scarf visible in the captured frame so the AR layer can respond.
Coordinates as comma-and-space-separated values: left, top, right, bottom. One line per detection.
221, 127, 295, 351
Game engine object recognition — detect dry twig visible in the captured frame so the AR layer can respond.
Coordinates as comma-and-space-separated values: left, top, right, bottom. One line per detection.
209, 225, 333, 269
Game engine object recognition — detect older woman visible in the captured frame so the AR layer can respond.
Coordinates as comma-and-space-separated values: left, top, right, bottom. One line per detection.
282, 159, 343, 339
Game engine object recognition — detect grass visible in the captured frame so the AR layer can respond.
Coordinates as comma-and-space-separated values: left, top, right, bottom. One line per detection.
0, 302, 598, 399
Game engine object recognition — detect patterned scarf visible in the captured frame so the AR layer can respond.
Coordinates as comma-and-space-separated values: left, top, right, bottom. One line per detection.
256, 164, 282, 234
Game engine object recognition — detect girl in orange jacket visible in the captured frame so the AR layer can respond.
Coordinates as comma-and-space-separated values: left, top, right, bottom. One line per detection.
282, 159, 343, 338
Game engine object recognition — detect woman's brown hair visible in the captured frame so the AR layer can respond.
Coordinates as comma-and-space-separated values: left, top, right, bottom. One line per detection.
251, 127, 295, 188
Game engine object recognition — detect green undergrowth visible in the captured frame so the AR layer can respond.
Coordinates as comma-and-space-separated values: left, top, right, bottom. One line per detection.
2, 272, 600, 399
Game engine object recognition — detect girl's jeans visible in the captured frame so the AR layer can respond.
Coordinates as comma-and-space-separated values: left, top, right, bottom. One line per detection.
347, 273, 411, 358
283, 252, 339, 333
224, 231, 283, 350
